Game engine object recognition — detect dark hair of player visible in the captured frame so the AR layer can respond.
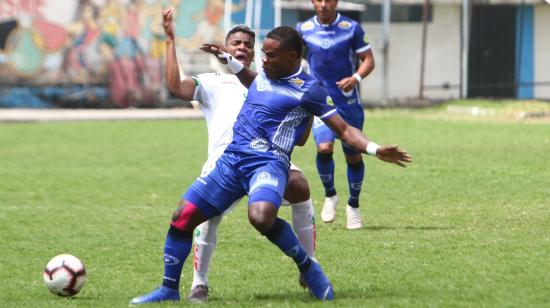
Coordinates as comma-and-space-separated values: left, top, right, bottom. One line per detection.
266, 26, 303, 56
226, 24, 256, 43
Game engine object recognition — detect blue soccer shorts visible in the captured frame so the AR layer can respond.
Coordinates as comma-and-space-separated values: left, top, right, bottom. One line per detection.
184, 152, 289, 217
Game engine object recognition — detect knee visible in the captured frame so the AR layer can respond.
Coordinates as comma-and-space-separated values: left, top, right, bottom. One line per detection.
171, 201, 202, 233
317, 142, 334, 154
248, 204, 276, 235
284, 171, 310, 203
346, 154, 363, 165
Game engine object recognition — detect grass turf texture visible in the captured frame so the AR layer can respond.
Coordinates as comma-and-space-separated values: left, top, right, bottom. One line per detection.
1, 104, 549, 307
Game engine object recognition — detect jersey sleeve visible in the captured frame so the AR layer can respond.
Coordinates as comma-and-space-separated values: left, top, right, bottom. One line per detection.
192, 74, 209, 107
352, 23, 371, 55
301, 83, 338, 120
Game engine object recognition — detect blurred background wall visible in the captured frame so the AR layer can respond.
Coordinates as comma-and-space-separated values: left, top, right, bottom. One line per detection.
0, 0, 548, 108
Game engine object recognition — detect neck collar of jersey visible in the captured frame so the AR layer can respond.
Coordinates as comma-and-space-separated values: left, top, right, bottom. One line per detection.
315, 13, 341, 27
280, 66, 303, 80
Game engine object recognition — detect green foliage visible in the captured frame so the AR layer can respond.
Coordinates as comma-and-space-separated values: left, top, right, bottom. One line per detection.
1, 112, 549, 307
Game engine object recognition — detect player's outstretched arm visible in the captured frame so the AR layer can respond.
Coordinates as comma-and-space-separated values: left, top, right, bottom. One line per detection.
323, 114, 412, 167
163, 8, 196, 100
200, 43, 257, 89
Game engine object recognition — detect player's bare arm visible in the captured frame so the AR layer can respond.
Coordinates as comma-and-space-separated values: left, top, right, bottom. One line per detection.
163, 8, 196, 100
336, 50, 375, 92
200, 43, 258, 88
295, 116, 314, 146
323, 114, 412, 167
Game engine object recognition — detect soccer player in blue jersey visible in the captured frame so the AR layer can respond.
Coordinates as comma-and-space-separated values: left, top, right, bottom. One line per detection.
297, 0, 376, 229
130, 26, 411, 304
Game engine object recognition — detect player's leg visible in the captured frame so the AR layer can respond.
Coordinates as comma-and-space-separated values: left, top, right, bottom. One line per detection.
188, 199, 240, 303
129, 197, 213, 304
247, 165, 333, 300
130, 160, 244, 304
188, 216, 221, 303
343, 149, 364, 230
312, 117, 339, 223
284, 166, 315, 257
341, 105, 366, 230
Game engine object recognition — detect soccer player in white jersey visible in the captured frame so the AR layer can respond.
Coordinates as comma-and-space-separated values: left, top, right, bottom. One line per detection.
161, 8, 316, 303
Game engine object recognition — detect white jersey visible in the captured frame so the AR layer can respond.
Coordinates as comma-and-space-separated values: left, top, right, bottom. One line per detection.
192, 73, 247, 175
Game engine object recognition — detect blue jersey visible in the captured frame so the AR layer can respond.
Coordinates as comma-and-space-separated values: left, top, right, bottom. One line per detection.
225, 67, 337, 167
297, 13, 370, 108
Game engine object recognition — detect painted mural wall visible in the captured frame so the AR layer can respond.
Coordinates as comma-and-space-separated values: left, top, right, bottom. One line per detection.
0, 0, 244, 108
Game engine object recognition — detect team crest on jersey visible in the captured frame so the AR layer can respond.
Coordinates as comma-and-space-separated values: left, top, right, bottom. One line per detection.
289, 78, 305, 88
326, 96, 334, 106
301, 21, 314, 31
364, 34, 370, 44
321, 38, 332, 49
338, 20, 352, 30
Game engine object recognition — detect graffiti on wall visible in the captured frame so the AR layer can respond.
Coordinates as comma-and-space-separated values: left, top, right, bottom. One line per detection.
0, 0, 242, 108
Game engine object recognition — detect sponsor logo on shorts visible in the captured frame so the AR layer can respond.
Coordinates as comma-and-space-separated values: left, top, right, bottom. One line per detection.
250, 138, 269, 152
338, 20, 352, 30
250, 172, 279, 192
164, 254, 180, 265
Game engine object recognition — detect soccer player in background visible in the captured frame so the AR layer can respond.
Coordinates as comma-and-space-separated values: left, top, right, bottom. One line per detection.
159, 8, 316, 303
130, 25, 410, 304
297, 0, 375, 229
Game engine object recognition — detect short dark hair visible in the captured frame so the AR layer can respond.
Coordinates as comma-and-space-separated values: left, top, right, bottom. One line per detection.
266, 26, 303, 56
226, 24, 256, 42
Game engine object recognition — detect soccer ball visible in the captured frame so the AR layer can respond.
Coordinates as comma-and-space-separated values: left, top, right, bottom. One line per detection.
43, 254, 87, 297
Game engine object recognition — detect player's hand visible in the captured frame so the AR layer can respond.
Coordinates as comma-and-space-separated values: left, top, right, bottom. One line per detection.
375, 145, 412, 167
200, 43, 229, 64
336, 76, 357, 92
162, 7, 176, 42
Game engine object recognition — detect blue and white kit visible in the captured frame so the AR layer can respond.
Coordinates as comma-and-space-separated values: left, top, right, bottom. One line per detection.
185, 67, 337, 217
297, 13, 371, 154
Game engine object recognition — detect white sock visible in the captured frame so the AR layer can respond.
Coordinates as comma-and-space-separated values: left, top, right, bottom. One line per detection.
191, 215, 222, 289
291, 199, 316, 257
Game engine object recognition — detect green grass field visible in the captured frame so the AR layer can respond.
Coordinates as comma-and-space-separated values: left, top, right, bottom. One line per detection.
1, 104, 549, 307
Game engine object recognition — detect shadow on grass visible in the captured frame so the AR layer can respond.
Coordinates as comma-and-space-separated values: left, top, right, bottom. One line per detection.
366, 225, 453, 231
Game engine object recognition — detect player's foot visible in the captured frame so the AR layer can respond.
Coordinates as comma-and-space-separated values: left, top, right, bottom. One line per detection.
320, 195, 338, 223
346, 205, 363, 230
187, 284, 208, 303
129, 286, 180, 305
302, 258, 334, 300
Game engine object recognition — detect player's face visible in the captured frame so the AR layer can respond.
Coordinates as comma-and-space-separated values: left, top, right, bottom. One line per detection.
225, 32, 255, 68
261, 38, 299, 80
311, 0, 338, 22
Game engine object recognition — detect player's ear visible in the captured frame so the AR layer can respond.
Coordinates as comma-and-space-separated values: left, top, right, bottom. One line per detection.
289, 50, 300, 61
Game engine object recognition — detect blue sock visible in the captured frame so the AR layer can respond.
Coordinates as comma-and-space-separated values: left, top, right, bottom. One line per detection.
162, 226, 193, 290
347, 160, 364, 208
265, 217, 311, 272
316, 152, 336, 197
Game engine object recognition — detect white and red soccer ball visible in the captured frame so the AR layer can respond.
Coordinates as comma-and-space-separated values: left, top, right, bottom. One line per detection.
43, 254, 87, 297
